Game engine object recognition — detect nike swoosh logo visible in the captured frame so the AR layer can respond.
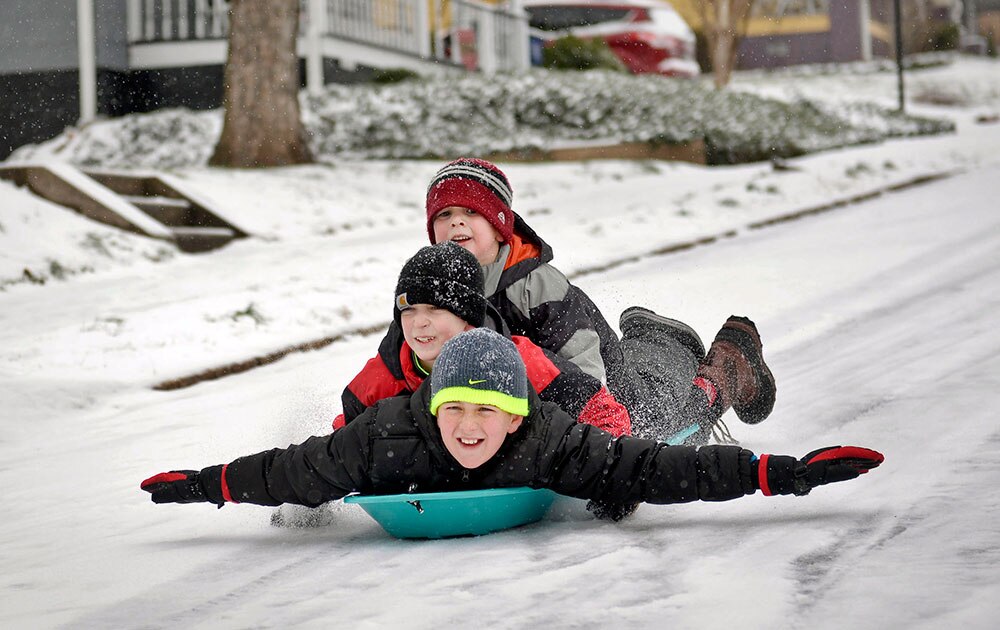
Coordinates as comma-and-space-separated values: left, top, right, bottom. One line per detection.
468, 379, 487, 385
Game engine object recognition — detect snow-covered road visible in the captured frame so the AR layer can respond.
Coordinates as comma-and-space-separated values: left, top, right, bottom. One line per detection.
3, 161, 998, 628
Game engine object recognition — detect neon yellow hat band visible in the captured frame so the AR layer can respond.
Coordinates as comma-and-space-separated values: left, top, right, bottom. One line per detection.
430, 386, 529, 417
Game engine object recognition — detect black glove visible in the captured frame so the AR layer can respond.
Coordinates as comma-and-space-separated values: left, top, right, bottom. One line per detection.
757, 446, 884, 496
140, 465, 227, 507
587, 498, 641, 522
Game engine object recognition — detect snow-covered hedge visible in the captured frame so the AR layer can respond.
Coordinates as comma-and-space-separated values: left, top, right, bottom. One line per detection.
11, 69, 954, 168
311, 70, 953, 164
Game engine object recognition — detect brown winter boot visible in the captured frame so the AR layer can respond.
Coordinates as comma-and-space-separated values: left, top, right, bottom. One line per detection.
695, 316, 776, 425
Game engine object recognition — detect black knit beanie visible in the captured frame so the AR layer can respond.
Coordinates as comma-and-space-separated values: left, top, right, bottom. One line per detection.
394, 242, 487, 328
430, 328, 529, 417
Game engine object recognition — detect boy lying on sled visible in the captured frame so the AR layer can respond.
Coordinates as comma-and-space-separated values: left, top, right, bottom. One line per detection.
142, 328, 882, 513
388, 158, 778, 446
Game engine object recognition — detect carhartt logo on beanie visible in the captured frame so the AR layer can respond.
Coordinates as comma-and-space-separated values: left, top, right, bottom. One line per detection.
394, 242, 487, 328
429, 328, 529, 417
426, 158, 514, 244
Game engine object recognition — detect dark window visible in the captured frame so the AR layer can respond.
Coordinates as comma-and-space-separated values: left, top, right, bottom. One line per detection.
526, 6, 633, 31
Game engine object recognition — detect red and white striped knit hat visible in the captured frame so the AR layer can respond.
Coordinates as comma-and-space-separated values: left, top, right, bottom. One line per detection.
425, 158, 514, 243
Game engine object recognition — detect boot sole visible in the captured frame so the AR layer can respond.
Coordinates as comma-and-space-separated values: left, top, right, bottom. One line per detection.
620, 307, 706, 358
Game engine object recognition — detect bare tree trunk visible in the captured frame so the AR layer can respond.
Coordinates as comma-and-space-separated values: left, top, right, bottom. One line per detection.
714, 0, 733, 88
209, 0, 313, 167
696, 0, 755, 89
724, 0, 754, 86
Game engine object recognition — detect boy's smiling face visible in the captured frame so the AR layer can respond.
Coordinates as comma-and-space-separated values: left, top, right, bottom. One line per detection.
400, 303, 473, 368
432, 206, 504, 265
435, 401, 523, 469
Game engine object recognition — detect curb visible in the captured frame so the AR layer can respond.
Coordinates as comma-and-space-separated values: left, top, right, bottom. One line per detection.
152, 169, 958, 391
152, 323, 387, 391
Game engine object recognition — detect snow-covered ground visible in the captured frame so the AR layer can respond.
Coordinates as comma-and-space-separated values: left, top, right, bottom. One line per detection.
1, 57, 999, 628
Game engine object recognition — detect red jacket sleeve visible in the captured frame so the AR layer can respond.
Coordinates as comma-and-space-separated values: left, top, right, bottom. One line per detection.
337, 354, 407, 428
513, 336, 631, 438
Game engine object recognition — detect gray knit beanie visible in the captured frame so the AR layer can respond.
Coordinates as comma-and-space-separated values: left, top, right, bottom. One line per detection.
429, 328, 529, 417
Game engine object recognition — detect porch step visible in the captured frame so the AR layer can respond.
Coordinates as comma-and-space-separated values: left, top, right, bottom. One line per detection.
0, 163, 174, 238
121, 194, 193, 225
0, 163, 247, 253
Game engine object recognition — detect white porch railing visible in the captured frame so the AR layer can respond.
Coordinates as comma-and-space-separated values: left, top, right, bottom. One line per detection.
126, 0, 230, 41
446, 0, 531, 74
124, 0, 530, 75
320, 0, 431, 57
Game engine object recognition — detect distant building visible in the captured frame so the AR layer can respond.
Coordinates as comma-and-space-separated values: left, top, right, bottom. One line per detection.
668, 0, 966, 69
0, 0, 529, 160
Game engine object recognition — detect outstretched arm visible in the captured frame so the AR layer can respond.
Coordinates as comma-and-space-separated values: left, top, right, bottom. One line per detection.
141, 419, 373, 508
537, 413, 883, 506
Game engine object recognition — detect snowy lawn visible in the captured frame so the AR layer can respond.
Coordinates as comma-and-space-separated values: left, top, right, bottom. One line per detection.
1, 56, 999, 628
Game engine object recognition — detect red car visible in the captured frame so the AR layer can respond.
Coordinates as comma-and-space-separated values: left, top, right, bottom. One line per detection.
525, 0, 700, 77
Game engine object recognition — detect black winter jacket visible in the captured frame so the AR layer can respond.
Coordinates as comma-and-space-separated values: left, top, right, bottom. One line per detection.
221, 379, 757, 508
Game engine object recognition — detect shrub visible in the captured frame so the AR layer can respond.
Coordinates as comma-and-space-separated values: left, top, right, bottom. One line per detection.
14, 68, 956, 168
371, 68, 421, 84
930, 23, 960, 51
541, 35, 627, 72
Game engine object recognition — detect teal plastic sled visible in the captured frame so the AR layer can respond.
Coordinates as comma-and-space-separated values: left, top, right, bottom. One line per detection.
344, 487, 557, 539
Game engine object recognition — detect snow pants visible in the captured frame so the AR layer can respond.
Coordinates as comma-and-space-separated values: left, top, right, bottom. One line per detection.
607, 324, 712, 445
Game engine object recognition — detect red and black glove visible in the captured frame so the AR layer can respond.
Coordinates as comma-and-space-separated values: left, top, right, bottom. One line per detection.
756, 446, 884, 496
140, 465, 228, 507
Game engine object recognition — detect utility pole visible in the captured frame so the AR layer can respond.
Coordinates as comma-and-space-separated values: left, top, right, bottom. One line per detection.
306, 0, 324, 97
859, 0, 872, 62
893, 0, 905, 112
77, 0, 97, 124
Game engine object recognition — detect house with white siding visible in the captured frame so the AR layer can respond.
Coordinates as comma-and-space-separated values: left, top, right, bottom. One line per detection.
0, 0, 530, 159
